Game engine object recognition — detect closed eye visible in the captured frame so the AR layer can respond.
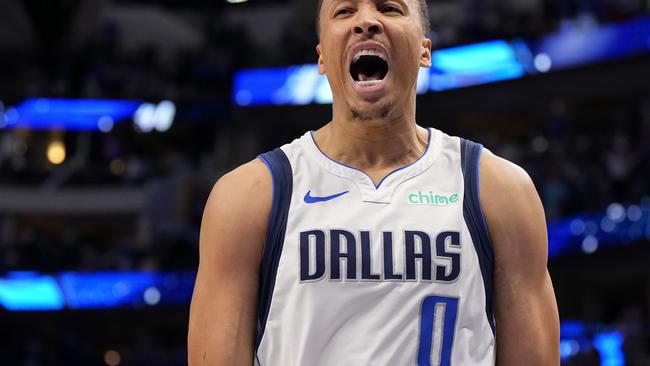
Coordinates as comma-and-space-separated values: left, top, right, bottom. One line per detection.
335, 8, 354, 16
380, 5, 402, 14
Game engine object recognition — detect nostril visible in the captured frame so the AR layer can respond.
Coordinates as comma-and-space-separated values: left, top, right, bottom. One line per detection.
354, 26, 363, 34
368, 25, 380, 33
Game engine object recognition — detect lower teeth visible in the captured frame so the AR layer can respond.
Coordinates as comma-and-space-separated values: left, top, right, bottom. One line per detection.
358, 80, 381, 85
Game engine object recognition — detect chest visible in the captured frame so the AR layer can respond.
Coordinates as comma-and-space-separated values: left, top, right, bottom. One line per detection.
285, 166, 469, 284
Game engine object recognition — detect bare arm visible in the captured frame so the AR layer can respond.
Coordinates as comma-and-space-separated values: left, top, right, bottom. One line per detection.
480, 150, 560, 366
188, 159, 272, 366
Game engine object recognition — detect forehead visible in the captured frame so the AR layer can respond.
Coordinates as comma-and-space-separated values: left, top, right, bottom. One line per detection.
318, 0, 425, 36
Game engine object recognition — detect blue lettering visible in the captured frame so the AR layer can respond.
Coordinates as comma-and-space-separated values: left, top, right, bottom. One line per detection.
383, 232, 403, 280
299, 229, 461, 283
300, 230, 325, 281
361, 231, 381, 280
435, 231, 461, 282
331, 230, 357, 280
405, 231, 432, 281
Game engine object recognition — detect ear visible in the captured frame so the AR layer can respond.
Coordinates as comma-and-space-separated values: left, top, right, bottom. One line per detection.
316, 44, 326, 75
419, 38, 432, 68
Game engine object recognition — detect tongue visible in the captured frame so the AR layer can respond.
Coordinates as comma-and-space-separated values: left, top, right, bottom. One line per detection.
358, 72, 383, 82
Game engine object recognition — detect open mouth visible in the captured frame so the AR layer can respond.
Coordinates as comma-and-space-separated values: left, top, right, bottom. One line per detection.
350, 54, 389, 83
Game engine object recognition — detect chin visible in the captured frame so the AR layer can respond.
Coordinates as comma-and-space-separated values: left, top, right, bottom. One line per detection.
348, 99, 395, 121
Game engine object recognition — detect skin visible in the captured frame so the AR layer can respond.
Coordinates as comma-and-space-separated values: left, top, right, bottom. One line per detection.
188, 160, 271, 366
188, 0, 560, 364
314, 0, 433, 181
480, 149, 560, 365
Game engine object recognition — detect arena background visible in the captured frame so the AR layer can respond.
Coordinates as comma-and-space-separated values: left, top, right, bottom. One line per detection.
1, 0, 650, 365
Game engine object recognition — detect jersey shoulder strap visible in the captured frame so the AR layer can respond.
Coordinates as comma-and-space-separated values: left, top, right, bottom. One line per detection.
460, 138, 495, 335
256, 148, 293, 349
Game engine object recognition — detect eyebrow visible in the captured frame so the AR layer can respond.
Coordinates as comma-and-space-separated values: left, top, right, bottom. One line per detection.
328, 0, 410, 7
326, 0, 356, 11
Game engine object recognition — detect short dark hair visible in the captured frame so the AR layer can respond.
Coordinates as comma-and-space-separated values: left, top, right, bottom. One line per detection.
316, 0, 430, 38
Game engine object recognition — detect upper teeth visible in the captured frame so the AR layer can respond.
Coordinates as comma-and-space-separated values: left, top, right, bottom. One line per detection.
353, 49, 386, 63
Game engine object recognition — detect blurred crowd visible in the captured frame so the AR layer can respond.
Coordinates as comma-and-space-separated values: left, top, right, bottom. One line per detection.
0, 22, 240, 102
431, 0, 649, 48
1, 0, 649, 101
1, 315, 187, 366
474, 96, 650, 220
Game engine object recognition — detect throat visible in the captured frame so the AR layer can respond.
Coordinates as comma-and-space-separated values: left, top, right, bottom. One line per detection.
358, 72, 384, 82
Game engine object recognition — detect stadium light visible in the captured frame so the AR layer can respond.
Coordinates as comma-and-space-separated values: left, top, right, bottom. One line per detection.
0, 272, 64, 311
46, 140, 66, 165
2, 98, 176, 132
133, 100, 176, 133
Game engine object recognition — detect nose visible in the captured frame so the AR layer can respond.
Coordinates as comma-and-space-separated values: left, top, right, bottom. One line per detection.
352, 8, 383, 37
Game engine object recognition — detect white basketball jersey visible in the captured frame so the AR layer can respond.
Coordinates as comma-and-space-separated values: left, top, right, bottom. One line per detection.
254, 128, 496, 366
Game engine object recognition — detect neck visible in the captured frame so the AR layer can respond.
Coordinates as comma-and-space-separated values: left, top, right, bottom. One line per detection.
313, 102, 429, 174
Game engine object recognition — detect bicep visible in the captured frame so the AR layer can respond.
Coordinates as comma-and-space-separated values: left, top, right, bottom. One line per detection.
188, 161, 271, 366
494, 264, 559, 366
480, 153, 560, 366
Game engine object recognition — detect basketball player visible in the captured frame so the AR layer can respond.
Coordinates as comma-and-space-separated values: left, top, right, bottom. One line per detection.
188, 0, 560, 364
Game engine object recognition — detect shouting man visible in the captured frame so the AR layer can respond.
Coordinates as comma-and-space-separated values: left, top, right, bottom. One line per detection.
188, 0, 560, 365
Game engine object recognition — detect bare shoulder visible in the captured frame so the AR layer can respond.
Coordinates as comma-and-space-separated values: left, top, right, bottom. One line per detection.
188, 158, 272, 365
209, 158, 272, 207
479, 150, 548, 275
201, 158, 273, 259
479, 148, 538, 204
479, 148, 543, 224
478, 148, 548, 266
207, 158, 272, 220
478, 149, 560, 365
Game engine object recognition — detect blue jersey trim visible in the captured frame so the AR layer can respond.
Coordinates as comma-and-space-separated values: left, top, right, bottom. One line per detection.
309, 128, 433, 189
256, 148, 293, 351
460, 138, 496, 335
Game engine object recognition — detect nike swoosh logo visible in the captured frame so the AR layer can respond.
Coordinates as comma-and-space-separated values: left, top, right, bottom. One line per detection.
304, 190, 349, 204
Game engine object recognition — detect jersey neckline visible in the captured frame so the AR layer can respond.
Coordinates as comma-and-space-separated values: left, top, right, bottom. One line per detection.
301, 127, 443, 203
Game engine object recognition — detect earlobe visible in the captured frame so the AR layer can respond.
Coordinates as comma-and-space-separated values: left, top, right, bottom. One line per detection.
419, 38, 433, 68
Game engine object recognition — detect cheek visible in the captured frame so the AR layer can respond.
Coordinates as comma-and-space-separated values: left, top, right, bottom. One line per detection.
322, 40, 347, 76
393, 36, 422, 75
